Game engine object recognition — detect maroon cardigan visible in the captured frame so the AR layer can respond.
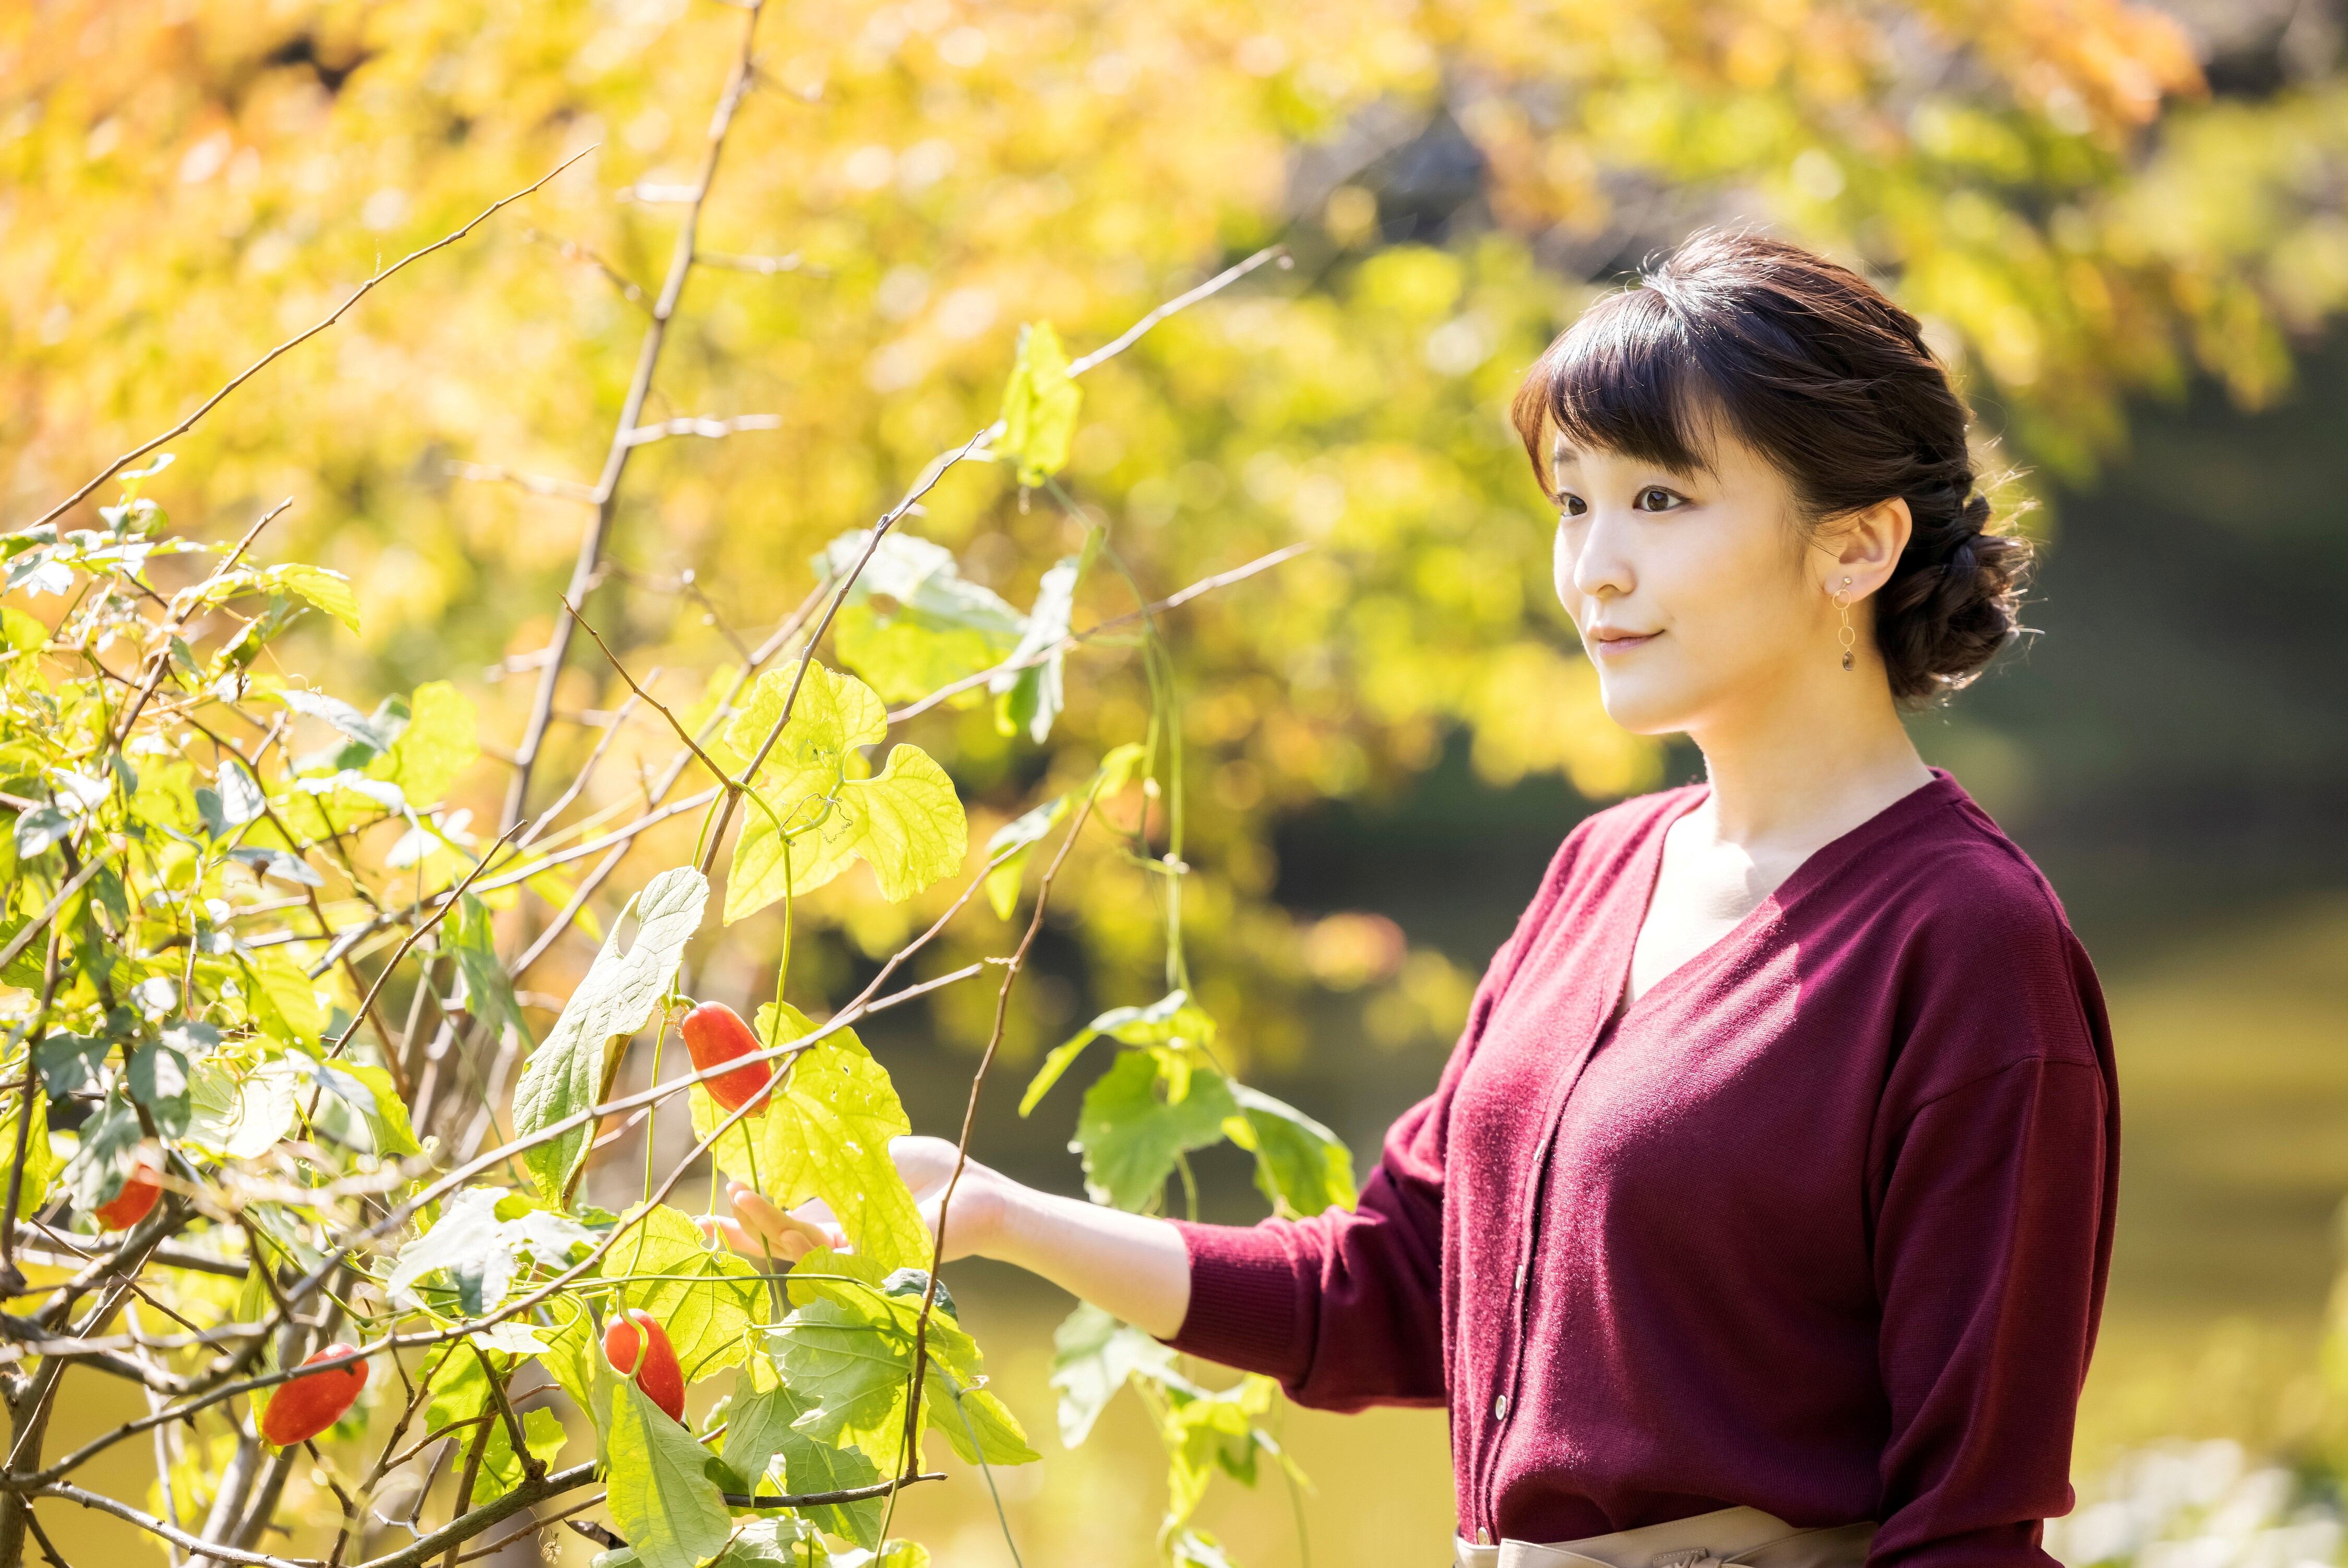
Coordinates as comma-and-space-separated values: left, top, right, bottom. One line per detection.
1165, 768, 2117, 1567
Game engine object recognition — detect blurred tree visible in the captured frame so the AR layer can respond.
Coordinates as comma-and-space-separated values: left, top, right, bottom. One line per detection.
5, 0, 2346, 1068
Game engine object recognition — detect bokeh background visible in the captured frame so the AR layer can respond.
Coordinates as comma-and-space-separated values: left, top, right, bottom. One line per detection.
6, 0, 2347, 1563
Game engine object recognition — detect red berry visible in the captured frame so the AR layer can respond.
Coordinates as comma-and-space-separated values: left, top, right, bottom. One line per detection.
259, 1343, 369, 1446
680, 1001, 776, 1115
92, 1146, 163, 1231
603, 1308, 685, 1423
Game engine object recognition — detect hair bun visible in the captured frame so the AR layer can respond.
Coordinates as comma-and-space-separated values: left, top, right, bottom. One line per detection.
1880, 489, 2031, 702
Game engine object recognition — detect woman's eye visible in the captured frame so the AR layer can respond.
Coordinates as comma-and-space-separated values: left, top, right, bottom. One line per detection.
1636, 487, 1681, 512
1558, 496, 1587, 519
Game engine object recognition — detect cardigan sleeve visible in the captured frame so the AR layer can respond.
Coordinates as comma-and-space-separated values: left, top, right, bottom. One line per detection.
1867, 1048, 2114, 1568
1156, 837, 1574, 1410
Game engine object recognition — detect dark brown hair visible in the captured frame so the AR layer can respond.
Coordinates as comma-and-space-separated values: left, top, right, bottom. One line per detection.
1510, 229, 2031, 705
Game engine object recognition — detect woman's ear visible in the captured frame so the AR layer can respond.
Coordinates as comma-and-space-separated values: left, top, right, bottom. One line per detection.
1818, 496, 1911, 598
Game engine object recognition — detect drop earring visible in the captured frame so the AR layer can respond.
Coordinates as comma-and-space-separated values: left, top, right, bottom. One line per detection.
1833, 577, 1856, 672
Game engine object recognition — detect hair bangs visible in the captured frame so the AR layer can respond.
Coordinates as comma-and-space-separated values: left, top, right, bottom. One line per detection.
1509, 285, 1715, 502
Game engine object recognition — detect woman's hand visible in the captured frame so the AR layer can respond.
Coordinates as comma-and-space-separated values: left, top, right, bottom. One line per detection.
698, 1134, 1015, 1265
700, 1131, 1192, 1338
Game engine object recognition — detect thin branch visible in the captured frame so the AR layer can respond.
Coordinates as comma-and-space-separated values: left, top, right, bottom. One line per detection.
617, 414, 781, 448
444, 463, 596, 505
27, 149, 594, 533
694, 250, 829, 278
891, 788, 1097, 1516
325, 823, 525, 1059
887, 542, 1310, 726
521, 229, 650, 311
0, 843, 124, 986
501, 3, 768, 834
31, 1484, 307, 1568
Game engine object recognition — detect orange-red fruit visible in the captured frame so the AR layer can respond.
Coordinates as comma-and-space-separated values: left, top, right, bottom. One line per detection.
259, 1344, 369, 1446
92, 1148, 163, 1231
680, 1001, 776, 1115
604, 1308, 686, 1422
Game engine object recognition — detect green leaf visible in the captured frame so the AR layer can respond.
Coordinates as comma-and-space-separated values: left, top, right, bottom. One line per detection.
481, 1405, 568, 1494
715, 1516, 828, 1567
448, 893, 533, 1046
772, 1389, 885, 1547
186, 1058, 301, 1161
778, 1249, 1035, 1468
716, 1380, 797, 1493
128, 1042, 194, 1136
1048, 1302, 1178, 1447
933, 1380, 1038, 1467
541, 1299, 602, 1433
990, 555, 1080, 744
367, 680, 477, 805
1, 606, 46, 653
984, 795, 1067, 921
339, 1060, 421, 1157
1020, 990, 1214, 1118
996, 321, 1081, 488
604, 1377, 732, 1568
834, 603, 1000, 706
1226, 1083, 1357, 1218
1159, 1375, 1279, 1534
244, 949, 327, 1045
694, 1006, 927, 1272
387, 1187, 516, 1312
809, 530, 1026, 644
512, 866, 709, 1204
601, 1202, 763, 1378
261, 563, 361, 633
62, 1093, 144, 1213
770, 1295, 915, 1469
0, 1091, 59, 1214
722, 664, 966, 921
1095, 741, 1148, 799
1074, 1054, 1240, 1212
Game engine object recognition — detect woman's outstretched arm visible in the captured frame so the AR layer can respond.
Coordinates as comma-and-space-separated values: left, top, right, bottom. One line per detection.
700, 1133, 1193, 1338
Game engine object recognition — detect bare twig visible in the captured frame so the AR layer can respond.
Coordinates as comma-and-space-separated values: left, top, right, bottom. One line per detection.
27, 150, 594, 534
444, 463, 596, 505
501, 3, 769, 833
617, 414, 782, 447
887, 542, 1310, 726
889, 788, 1098, 1524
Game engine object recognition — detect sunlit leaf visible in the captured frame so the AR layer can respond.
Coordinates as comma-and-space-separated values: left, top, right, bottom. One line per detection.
1020, 990, 1215, 1117
260, 563, 361, 634
1226, 1082, 1357, 1217
984, 795, 1067, 921
1049, 1301, 1179, 1447
997, 321, 1082, 488
990, 554, 1080, 744
367, 680, 478, 805
1074, 1052, 1239, 1212
604, 1377, 731, 1568
512, 866, 710, 1204
601, 1202, 763, 1378
722, 664, 966, 920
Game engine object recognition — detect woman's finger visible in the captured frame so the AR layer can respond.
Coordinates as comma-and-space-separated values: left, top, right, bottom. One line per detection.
727, 1183, 840, 1253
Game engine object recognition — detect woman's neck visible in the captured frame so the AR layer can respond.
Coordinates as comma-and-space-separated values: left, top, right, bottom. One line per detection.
1686, 662, 1933, 853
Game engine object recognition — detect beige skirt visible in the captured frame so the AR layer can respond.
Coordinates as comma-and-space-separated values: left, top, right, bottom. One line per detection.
1454, 1505, 1878, 1568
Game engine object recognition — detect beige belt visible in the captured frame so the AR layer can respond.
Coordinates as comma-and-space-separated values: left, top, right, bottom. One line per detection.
1454, 1505, 1878, 1568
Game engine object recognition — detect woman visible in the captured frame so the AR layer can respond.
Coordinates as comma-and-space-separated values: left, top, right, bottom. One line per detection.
710, 231, 2119, 1568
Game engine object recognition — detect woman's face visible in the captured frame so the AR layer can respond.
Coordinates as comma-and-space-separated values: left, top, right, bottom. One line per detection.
1550, 423, 1831, 737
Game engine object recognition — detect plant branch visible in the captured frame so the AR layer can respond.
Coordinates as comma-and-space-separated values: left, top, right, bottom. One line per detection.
28, 150, 594, 534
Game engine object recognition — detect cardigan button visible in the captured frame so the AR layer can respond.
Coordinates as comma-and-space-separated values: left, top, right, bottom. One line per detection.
1493, 1393, 1510, 1420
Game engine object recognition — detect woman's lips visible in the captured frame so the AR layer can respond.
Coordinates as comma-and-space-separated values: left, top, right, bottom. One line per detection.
1589, 630, 1660, 657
